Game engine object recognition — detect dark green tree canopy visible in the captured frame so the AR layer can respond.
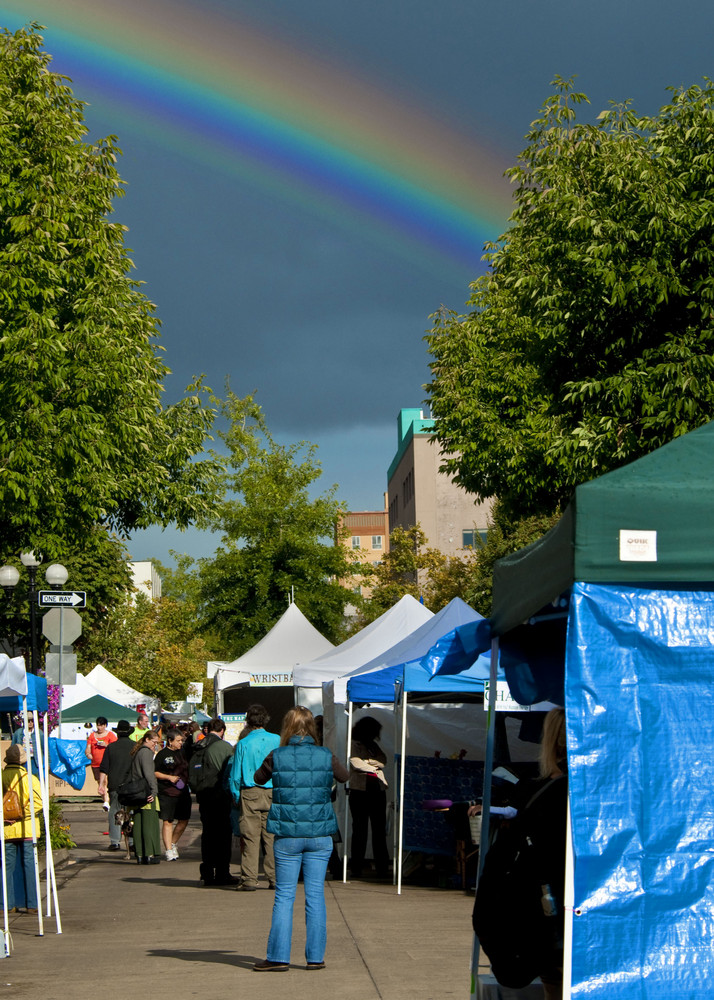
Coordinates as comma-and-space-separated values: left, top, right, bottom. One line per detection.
427, 77, 714, 518
0, 26, 221, 557
195, 392, 354, 655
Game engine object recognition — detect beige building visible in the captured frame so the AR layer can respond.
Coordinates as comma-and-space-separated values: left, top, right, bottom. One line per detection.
387, 408, 492, 557
337, 500, 389, 600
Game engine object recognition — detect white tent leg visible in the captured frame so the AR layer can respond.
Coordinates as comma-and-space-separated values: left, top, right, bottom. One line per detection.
471, 637, 499, 996
391, 681, 400, 885
562, 792, 574, 998
343, 701, 353, 883
478, 637, 499, 874
0, 752, 9, 956
23, 700, 43, 937
397, 684, 407, 896
34, 712, 61, 933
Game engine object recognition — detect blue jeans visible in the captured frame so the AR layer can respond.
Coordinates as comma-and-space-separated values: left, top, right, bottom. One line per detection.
4, 841, 37, 910
266, 836, 332, 964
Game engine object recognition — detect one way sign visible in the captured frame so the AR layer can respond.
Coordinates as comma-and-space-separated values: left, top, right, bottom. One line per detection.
38, 591, 86, 609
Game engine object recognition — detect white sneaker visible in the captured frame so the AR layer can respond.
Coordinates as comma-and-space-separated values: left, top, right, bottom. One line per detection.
171, 845, 180, 860
102, 802, 110, 812
164, 850, 175, 861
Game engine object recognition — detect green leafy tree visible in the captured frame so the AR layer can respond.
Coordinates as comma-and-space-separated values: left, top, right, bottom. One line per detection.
0, 26, 221, 558
81, 591, 210, 704
0, 527, 132, 664
354, 524, 447, 627
427, 77, 714, 520
196, 392, 354, 655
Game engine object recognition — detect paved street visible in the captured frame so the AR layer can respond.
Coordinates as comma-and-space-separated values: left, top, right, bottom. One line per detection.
0, 804, 474, 1000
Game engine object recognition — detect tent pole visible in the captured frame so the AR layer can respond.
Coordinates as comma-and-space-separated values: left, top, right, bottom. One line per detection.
397, 680, 407, 896
23, 700, 43, 937
35, 711, 61, 933
471, 636, 499, 998
343, 701, 352, 883
478, 636, 499, 876
0, 730, 8, 956
562, 791, 574, 998
391, 683, 400, 886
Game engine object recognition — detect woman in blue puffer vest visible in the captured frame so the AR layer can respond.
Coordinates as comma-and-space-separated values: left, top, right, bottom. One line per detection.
253, 706, 348, 972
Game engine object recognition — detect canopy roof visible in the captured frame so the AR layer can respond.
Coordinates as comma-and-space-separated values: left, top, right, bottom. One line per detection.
293, 595, 433, 690
85, 664, 158, 711
60, 673, 103, 710
332, 597, 480, 702
346, 648, 495, 703
492, 420, 714, 636
217, 602, 334, 693
60, 694, 140, 724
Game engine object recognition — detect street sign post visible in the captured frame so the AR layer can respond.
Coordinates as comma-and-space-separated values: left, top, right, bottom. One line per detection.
42, 608, 82, 646
38, 591, 86, 608
42, 608, 83, 705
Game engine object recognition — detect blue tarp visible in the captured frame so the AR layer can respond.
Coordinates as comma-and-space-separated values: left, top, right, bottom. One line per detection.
566, 582, 714, 1000
421, 617, 491, 677
48, 738, 88, 791
0, 673, 48, 712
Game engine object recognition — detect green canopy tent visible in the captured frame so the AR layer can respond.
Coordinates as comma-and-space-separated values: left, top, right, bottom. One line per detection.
492, 418, 714, 638
480, 419, 714, 1000
60, 694, 140, 725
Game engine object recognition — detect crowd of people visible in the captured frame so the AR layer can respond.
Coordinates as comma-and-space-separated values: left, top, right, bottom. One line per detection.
2, 702, 567, 982
85, 705, 387, 970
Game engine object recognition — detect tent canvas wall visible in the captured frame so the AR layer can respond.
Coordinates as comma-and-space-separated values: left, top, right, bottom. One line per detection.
486, 420, 714, 1000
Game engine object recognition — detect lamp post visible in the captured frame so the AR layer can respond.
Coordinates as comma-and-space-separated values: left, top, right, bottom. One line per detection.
0, 554, 69, 674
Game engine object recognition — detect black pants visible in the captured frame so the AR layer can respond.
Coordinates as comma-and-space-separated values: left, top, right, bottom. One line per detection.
349, 778, 389, 875
197, 791, 232, 882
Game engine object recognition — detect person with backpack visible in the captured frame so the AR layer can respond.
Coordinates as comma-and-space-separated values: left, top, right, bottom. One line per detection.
472, 707, 568, 998
189, 717, 238, 886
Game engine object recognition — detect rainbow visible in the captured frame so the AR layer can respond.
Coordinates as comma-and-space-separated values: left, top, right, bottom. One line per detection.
0, 0, 514, 273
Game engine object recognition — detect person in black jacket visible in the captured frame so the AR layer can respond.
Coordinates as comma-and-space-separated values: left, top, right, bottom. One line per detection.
98, 720, 135, 852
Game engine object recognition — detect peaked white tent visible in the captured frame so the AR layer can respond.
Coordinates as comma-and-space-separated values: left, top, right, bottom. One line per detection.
84, 664, 159, 714
215, 602, 335, 714
293, 595, 434, 712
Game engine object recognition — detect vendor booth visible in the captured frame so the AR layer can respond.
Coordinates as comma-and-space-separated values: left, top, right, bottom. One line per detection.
455, 421, 714, 1000
215, 602, 334, 723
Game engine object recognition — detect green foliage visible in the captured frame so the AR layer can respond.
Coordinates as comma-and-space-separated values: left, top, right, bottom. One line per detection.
80, 591, 211, 704
0, 527, 132, 663
354, 524, 447, 627
0, 26, 222, 558
40, 797, 76, 851
427, 77, 714, 519
195, 391, 354, 654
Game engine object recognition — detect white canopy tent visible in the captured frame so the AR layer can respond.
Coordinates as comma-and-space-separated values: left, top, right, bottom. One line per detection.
84, 664, 159, 714
293, 595, 433, 712
215, 602, 335, 714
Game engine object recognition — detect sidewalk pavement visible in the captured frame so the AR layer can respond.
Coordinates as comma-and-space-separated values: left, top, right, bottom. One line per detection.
3, 802, 475, 1000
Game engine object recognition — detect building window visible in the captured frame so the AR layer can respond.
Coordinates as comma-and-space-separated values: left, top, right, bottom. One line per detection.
352, 536, 361, 549
372, 536, 383, 550
462, 529, 488, 549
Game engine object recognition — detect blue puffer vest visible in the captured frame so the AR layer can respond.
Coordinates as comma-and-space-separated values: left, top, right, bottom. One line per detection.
266, 735, 337, 838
